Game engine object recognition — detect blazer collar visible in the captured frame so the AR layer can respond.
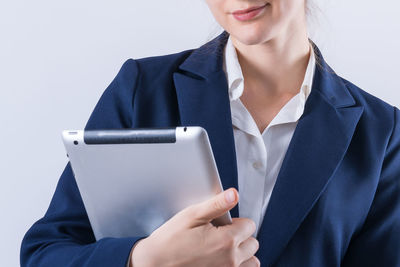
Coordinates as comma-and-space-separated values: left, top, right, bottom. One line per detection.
173, 30, 364, 266
177, 31, 228, 80
177, 30, 356, 109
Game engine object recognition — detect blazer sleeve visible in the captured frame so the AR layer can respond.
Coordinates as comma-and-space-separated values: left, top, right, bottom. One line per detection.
342, 106, 400, 266
20, 59, 148, 267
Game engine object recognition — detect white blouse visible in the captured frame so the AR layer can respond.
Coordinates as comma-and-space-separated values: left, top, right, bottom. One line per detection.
222, 35, 316, 237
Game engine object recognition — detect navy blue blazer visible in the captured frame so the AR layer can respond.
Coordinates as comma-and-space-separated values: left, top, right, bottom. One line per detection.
21, 30, 400, 267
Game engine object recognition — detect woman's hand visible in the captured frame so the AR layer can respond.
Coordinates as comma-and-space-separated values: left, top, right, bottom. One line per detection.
129, 188, 260, 267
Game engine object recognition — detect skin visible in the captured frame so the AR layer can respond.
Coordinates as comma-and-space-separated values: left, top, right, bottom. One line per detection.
129, 1, 309, 266
130, 189, 260, 267
206, 0, 311, 133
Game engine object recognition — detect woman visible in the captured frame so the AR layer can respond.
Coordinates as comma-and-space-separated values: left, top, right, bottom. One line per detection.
21, 0, 400, 266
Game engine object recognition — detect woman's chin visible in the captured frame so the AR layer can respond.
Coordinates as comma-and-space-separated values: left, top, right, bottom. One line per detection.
229, 28, 276, 46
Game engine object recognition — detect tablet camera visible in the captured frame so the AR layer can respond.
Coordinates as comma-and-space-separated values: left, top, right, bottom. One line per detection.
74, 140, 79, 145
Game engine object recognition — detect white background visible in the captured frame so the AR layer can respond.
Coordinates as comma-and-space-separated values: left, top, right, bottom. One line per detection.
1, 0, 399, 266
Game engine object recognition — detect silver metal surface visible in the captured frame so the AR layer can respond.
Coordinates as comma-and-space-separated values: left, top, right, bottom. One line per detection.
62, 126, 231, 240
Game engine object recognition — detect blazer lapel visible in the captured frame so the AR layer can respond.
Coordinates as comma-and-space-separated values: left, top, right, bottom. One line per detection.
172, 30, 364, 266
172, 31, 240, 217
255, 43, 364, 265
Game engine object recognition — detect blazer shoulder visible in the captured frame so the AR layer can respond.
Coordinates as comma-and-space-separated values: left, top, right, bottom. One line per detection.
338, 76, 398, 150
339, 76, 397, 124
134, 48, 195, 77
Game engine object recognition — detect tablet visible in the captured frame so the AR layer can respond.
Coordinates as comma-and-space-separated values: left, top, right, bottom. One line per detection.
62, 126, 231, 240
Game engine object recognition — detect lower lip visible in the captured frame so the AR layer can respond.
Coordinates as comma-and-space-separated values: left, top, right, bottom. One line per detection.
233, 4, 268, 22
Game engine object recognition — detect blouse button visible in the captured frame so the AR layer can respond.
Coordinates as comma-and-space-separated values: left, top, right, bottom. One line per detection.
252, 161, 262, 169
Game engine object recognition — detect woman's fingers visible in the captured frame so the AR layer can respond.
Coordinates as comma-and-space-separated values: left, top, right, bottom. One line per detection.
239, 256, 261, 267
177, 188, 239, 228
226, 217, 256, 243
238, 236, 259, 263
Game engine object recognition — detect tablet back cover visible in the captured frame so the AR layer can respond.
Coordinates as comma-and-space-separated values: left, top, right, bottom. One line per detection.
62, 127, 230, 240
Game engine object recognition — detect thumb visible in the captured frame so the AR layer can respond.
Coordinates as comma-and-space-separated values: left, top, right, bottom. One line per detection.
187, 188, 238, 227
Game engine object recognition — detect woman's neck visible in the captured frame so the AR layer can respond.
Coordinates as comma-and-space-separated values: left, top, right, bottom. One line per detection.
230, 18, 311, 97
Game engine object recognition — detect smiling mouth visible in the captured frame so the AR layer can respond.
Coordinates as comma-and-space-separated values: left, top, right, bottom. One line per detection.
232, 3, 269, 15
231, 3, 269, 21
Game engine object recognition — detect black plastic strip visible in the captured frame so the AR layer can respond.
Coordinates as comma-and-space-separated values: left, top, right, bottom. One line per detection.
84, 128, 176, 144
